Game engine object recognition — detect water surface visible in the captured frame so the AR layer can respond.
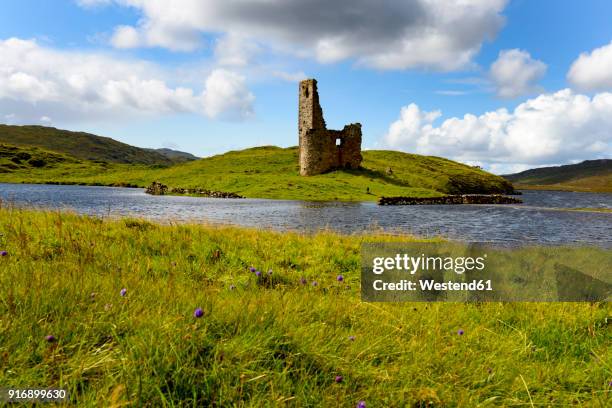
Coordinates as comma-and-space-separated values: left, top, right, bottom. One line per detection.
0, 183, 610, 247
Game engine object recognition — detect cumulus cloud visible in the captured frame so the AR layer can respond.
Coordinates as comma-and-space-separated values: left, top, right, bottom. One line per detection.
568, 41, 612, 91
202, 69, 254, 119
0, 37, 254, 123
214, 34, 260, 67
383, 89, 612, 173
490, 49, 546, 98
110, 25, 142, 49
83, 0, 508, 71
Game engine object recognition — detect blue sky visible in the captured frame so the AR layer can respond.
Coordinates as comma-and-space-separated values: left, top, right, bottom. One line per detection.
1, 0, 611, 173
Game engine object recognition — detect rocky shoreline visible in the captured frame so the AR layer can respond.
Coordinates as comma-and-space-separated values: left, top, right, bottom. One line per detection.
145, 181, 244, 199
378, 194, 523, 206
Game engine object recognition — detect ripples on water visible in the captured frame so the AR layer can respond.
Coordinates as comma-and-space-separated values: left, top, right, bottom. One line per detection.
0, 183, 610, 247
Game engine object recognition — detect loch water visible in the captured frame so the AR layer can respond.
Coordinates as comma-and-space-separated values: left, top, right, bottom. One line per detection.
0, 183, 610, 247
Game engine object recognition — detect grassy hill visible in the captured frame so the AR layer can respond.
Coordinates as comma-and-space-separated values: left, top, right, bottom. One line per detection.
147, 148, 199, 162
0, 144, 514, 201
503, 159, 612, 193
1, 144, 79, 172
0, 124, 174, 165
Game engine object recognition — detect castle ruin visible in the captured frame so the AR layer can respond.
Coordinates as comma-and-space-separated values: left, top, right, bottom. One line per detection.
298, 79, 362, 176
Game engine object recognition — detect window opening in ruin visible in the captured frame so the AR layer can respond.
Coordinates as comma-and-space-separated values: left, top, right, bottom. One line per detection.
304, 87, 309, 98
336, 138, 342, 146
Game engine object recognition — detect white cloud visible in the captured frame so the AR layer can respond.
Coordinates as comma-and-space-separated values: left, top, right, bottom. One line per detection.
272, 71, 307, 82
214, 34, 260, 67
383, 89, 612, 173
0, 37, 254, 123
568, 41, 612, 91
82, 0, 508, 71
110, 25, 142, 49
202, 69, 254, 119
490, 49, 546, 98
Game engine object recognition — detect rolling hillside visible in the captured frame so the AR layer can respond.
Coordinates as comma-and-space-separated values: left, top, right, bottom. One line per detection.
0, 142, 515, 201
503, 159, 612, 193
0, 124, 174, 165
148, 148, 199, 162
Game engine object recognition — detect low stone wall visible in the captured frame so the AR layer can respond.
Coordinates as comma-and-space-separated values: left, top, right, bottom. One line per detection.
145, 182, 244, 199
378, 194, 523, 206
145, 181, 168, 195
169, 187, 244, 199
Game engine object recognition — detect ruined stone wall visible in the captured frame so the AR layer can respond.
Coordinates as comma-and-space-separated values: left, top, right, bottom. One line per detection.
300, 129, 336, 176
336, 124, 362, 169
298, 79, 325, 167
298, 79, 362, 176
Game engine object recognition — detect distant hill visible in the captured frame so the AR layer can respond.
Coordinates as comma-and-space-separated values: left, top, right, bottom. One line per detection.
503, 159, 612, 193
0, 124, 173, 165
147, 148, 199, 162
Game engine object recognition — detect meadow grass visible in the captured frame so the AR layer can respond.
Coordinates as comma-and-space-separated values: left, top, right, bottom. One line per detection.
0, 207, 610, 406
0, 145, 515, 201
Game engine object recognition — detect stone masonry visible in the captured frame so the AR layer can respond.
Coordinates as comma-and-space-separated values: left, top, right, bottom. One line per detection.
299, 79, 362, 176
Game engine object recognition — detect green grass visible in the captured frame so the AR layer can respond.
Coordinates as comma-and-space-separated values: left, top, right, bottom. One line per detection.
0, 208, 610, 406
505, 159, 612, 193
0, 145, 515, 201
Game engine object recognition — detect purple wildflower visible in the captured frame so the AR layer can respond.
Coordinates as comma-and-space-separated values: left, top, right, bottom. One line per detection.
249, 266, 256, 272
194, 307, 204, 318
458, 329, 464, 336
0, 250, 7, 257
357, 401, 366, 408
45, 335, 56, 343
348, 335, 356, 341
255, 271, 262, 277
312, 281, 318, 286
300, 277, 307, 285
609, 380, 612, 387
337, 275, 344, 282
335, 375, 343, 383
120, 288, 127, 297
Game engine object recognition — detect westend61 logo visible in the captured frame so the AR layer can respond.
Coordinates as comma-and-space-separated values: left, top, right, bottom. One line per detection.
361, 243, 612, 302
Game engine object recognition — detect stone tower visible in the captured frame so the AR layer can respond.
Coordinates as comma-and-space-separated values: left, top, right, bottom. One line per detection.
298, 79, 362, 176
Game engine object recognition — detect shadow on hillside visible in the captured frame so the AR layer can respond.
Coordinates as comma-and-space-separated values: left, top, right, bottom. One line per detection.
332, 167, 414, 188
